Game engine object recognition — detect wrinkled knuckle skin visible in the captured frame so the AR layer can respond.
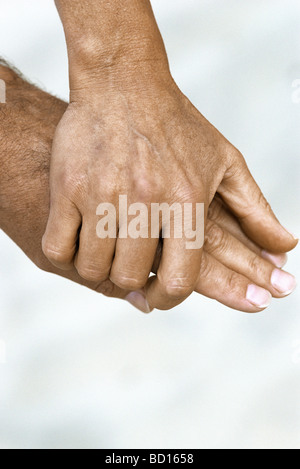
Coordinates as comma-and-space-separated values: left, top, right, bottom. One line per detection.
76, 265, 109, 283
257, 191, 272, 213
42, 240, 73, 265
176, 183, 202, 204
226, 271, 244, 296
242, 190, 272, 220
248, 255, 265, 278
59, 171, 87, 200
162, 279, 194, 300
110, 273, 146, 291
205, 222, 225, 253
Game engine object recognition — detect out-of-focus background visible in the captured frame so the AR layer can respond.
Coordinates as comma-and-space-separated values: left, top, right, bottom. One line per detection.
0, 0, 299, 449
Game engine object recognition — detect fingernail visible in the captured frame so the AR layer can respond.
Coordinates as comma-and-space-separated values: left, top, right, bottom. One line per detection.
246, 284, 272, 309
283, 228, 299, 241
261, 251, 288, 268
271, 269, 297, 296
126, 291, 151, 314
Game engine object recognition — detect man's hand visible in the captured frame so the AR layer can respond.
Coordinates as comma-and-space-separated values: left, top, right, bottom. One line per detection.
0, 61, 297, 315
43, 0, 298, 312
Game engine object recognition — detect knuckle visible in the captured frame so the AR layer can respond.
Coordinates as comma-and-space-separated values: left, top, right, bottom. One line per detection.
132, 174, 160, 204
102, 180, 119, 199
226, 271, 244, 295
248, 255, 266, 278
162, 277, 194, 299
224, 147, 246, 176
42, 239, 73, 265
229, 147, 244, 164
59, 171, 86, 197
176, 183, 202, 204
242, 190, 272, 220
110, 272, 147, 291
205, 222, 226, 253
256, 190, 272, 213
199, 253, 212, 278
76, 263, 109, 282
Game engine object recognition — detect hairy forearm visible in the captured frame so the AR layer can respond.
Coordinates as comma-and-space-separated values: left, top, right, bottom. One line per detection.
0, 61, 66, 269
54, 0, 170, 90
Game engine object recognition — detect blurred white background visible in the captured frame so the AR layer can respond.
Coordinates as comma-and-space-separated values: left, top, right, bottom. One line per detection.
0, 0, 300, 449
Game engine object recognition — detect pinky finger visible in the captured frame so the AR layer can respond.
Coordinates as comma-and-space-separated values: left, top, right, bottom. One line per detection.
195, 252, 272, 313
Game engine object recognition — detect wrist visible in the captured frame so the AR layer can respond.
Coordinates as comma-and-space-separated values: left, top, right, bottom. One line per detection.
56, 0, 170, 94
67, 32, 171, 94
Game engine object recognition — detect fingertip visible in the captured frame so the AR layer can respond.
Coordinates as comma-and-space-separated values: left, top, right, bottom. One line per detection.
276, 225, 299, 252
241, 219, 298, 255
271, 269, 297, 297
261, 251, 288, 269
126, 290, 153, 314
283, 227, 299, 242
246, 284, 272, 310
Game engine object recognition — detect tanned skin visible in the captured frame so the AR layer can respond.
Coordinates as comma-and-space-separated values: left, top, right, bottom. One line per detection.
40, 1, 298, 312
0, 61, 296, 314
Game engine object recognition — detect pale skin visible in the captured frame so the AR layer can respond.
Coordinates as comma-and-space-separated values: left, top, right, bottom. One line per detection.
0, 61, 297, 314
41, 0, 298, 312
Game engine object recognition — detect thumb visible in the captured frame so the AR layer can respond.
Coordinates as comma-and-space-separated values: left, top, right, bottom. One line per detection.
218, 152, 298, 253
